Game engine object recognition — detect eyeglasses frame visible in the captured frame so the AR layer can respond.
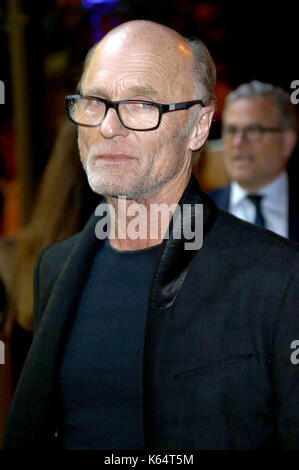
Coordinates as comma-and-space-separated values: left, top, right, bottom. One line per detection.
65, 94, 205, 131
222, 124, 285, 141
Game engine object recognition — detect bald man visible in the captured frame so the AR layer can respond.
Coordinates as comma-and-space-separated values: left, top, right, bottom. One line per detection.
2, 21, 299, 450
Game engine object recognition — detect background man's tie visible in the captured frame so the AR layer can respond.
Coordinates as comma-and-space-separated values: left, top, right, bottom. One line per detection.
247, 194, 265, 228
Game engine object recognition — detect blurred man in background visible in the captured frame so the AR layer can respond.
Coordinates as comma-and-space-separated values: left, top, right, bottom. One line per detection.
209, 81, 299, 242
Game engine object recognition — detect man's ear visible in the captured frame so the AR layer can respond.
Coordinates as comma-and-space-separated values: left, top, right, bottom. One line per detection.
188, 106, 214, 152
282, 129, 298, 163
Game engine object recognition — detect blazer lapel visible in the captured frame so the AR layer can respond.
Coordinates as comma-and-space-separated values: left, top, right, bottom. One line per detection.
218, 185, 230, 211
148, 175, 218, 309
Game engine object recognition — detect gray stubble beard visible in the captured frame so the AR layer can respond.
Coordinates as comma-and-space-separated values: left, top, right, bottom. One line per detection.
78, 134, 188, 202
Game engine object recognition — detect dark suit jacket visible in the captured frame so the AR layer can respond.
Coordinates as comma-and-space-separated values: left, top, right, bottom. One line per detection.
2, 176, 299, 449
209, 176, 299, 243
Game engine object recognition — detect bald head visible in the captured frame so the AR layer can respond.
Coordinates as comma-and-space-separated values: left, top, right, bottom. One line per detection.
101, 20, 192, 52
80, 21, 193, 100
78, 20, 216, 107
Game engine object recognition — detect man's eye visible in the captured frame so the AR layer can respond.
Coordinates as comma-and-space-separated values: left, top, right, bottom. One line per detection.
138, 102, 154, 109
247, 126, 263, 134
223, 126, 236, 134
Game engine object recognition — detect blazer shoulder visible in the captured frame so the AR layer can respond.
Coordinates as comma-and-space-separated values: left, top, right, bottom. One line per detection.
208, 185, 230, 211
208, 185, 229, 197
38, 232, 81, 271
213, 207, 299, 258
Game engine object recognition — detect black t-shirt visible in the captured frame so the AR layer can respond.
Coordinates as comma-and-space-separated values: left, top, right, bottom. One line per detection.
58, 238, 161, 449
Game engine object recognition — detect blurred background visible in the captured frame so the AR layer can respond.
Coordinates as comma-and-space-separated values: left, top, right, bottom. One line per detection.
0, 0, 298, 233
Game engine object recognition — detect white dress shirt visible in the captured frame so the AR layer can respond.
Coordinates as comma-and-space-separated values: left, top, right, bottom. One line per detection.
229, 171, 289, 238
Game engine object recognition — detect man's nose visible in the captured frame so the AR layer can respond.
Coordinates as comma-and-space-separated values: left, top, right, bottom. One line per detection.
99, 108, 129, 139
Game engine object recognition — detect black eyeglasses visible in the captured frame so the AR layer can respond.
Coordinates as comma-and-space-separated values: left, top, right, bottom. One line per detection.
65, 95, 205, 131
222, 124, 284, 142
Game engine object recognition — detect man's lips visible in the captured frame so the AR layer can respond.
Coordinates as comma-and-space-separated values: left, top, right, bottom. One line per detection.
95, 153, 136, 164
231, 155, 254, 164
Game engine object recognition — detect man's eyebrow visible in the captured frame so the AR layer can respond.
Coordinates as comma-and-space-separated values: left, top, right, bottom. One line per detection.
82, 87, 108, 97
82, 85, 160, 101
126, 85, 160, 100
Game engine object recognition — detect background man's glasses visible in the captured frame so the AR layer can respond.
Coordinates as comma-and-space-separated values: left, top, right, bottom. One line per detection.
222, 124, 284, 142
66, 95, 205, 131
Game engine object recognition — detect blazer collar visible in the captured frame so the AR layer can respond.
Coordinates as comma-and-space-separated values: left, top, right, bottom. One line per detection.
149, 174, 217, 309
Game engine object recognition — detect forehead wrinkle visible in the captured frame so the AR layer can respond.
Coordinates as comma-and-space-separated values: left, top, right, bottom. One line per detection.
108, 51, 171, 77
85, 52, 165, 84
126, 48, 194, 98
83, 65, 163, 98
120, 84, 160, 100
127, 48, 191, 77
83, 83, 161, 101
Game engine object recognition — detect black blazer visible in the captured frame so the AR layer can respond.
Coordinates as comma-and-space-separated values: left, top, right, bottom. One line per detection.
2, 176, 299, 449
209, 177, 299, 243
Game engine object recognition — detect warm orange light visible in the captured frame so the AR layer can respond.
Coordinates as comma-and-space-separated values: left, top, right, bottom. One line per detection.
178, 42, 192, 56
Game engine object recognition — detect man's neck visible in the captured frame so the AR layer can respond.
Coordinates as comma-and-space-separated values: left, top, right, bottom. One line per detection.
236, 170, 286, 193
105, 170, 191, 251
